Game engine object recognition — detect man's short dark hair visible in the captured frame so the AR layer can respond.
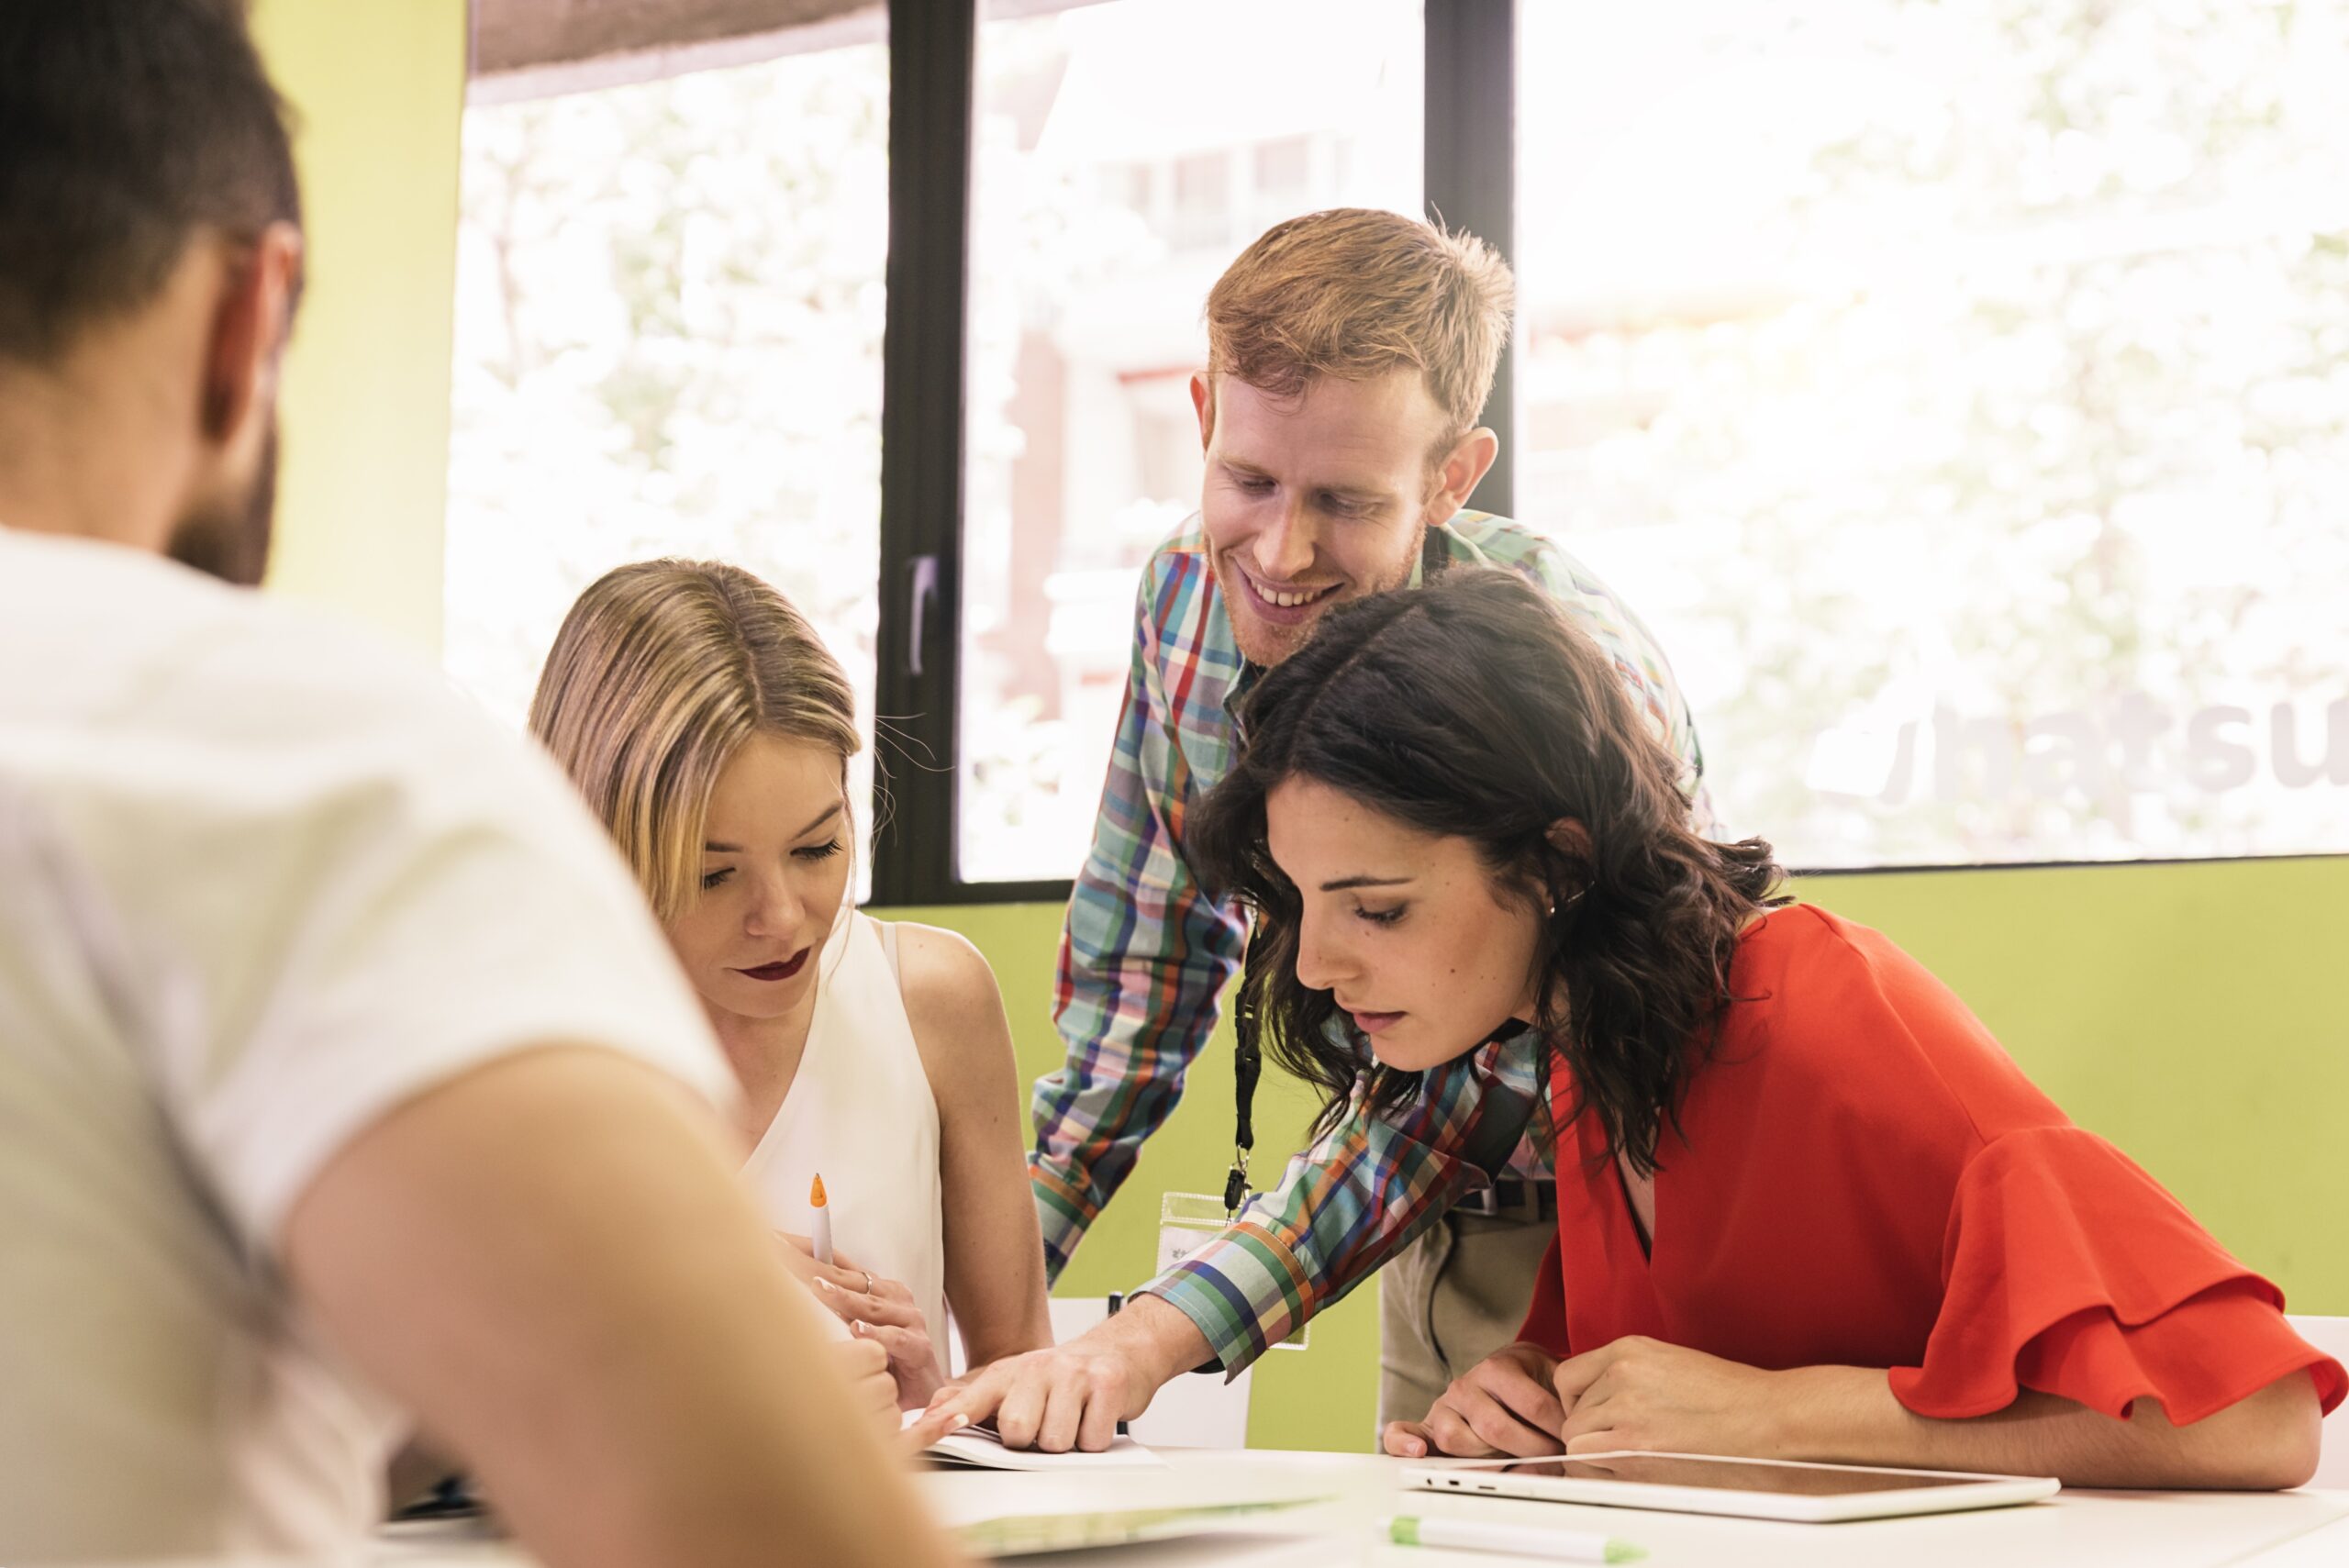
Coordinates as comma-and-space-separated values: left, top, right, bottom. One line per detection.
0, 0, 301, 363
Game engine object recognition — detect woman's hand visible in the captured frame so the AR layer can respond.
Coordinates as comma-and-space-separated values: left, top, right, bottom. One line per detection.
1384, 1341, 1568, 1459
833, 1333, 901, 1433
777, 1234, 947, 1409
1553, 1336, 1787, 1457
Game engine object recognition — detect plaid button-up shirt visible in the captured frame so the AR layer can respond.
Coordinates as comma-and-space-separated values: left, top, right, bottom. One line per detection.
1030, 510, 1710, 1373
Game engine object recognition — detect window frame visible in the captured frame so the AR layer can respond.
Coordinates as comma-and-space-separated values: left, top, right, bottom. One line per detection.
868, 0, 1517, 906
463, 0, 2342, 898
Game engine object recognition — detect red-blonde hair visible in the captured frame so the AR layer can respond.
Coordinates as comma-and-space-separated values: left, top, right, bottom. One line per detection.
1205, 207, 1514, 450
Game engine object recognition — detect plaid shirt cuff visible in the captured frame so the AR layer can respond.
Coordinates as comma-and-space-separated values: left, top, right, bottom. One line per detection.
1134, 1220, 1315, 1378
1030, 1164, 1101, 1285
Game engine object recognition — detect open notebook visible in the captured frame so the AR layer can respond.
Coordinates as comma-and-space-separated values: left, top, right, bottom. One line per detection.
909, 1414, 1163, 1471
952, 1497, 1322, 1555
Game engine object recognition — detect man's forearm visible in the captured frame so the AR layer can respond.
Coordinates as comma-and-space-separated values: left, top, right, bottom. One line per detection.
1032, 986, 1238, 1282
286, 1049, 965, 1568
1136, 1227, 1317, 1376
1776, 1365, 2321, 1489
1133, 1053, 1529, 1376
1092, 1294, 1216, 1392
1029, 1158, 1098, 1284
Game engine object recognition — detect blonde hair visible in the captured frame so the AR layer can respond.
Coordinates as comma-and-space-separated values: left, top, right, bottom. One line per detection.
529, 559, 859, 922
1206, 207, 1515, 451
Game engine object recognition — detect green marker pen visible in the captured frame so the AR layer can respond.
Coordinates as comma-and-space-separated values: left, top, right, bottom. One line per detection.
1389, 1514, 1646, 1562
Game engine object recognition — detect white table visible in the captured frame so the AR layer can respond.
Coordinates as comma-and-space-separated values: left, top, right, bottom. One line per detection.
375, 1449, 2349, 1566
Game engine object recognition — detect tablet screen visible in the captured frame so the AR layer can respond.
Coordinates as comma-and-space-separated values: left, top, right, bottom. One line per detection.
1458, 1454, 1988, 1496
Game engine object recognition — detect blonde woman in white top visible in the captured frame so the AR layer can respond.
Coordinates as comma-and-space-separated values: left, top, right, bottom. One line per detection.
530, 560, 1052, 1404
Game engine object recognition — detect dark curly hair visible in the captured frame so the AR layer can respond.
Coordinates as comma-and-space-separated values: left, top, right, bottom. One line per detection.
1190, 570, 1787, 1175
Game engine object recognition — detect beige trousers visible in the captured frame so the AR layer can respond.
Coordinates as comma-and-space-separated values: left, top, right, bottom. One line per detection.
1376, 1205, 1557, 1429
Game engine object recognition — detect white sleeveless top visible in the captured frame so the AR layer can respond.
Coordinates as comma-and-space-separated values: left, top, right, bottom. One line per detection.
744, 912, 949, 1366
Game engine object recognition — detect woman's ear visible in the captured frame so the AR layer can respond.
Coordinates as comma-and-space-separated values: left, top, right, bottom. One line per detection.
1545, 818, 1593, 860
1540, 819, 1594, 918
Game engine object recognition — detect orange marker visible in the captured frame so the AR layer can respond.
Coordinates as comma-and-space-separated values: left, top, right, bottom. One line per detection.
810, 1173, 833, 1265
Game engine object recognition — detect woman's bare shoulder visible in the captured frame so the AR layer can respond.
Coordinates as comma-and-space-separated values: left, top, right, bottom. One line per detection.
885, 923, 1015, 1091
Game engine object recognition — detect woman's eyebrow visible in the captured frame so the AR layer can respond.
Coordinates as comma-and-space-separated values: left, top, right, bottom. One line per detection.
1319, 874, 1414, 893
703, 802, 843, 855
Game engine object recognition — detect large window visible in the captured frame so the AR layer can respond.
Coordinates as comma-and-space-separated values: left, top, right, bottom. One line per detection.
448, 0, 2345, 906
956, 0, 1424, 884
1516, 0, 2349, 867
446, 38, 888, 874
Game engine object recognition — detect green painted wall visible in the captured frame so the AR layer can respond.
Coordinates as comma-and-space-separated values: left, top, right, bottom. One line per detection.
250, 0, 466, 654
884, 853, 2349, 1451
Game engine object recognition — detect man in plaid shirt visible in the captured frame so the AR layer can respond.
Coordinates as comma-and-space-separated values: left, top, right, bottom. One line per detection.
920, 209, 1706, 1451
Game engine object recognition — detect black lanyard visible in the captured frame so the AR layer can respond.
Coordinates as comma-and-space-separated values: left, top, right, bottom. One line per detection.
1223, 527, 1454, 1217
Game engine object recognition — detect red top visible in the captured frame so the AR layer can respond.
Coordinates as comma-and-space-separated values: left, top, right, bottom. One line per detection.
1519, 905, 2345, 1424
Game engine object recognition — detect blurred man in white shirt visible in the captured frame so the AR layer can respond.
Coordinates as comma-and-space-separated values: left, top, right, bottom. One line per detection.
0, 5, 961, 1564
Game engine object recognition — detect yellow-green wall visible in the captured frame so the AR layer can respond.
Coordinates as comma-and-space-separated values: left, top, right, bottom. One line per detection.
250, 0, 2345, 1462
250, 0, 466, 653
891, 856, 2348, 1451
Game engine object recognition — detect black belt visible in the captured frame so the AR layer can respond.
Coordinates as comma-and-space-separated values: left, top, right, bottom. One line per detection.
1453, 1176, 1558, 1220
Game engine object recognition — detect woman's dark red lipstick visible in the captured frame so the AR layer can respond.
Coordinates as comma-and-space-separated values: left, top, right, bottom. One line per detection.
734, 947, 812, 983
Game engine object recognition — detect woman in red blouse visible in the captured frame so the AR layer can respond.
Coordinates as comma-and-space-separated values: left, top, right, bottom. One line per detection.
1190, 571, 2339, 1487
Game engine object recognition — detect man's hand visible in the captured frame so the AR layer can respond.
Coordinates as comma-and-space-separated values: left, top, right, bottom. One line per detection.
1385, 1341, 1567, 1459
1553, 1336, 1787, 1456
910, 1342, 1151, 1454
904, 1294, 1210, 1452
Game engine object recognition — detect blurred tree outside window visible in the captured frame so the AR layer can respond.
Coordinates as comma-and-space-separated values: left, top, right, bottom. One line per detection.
957, 0, 1424, 884
1519, 0, 2349, 867
446, 41, 888, 883
446, 0, 2346, 894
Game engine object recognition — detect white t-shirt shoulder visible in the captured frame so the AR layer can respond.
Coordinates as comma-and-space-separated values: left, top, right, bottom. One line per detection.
0, 530, 733, 1560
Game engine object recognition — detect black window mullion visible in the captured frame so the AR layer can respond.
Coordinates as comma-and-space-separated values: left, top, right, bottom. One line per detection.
872, 0, 979, 906
1424, 0, 1518, 517
897, 2, 1514, 906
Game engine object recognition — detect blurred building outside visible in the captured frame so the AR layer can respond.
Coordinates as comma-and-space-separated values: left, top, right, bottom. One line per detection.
445, 0, 2349, 893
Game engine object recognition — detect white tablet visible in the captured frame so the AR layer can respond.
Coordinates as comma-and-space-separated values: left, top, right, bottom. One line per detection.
1401, 1451, 2059, 1523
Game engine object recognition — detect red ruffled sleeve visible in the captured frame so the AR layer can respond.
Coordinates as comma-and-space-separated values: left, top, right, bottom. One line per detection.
1889, 1127, 2346, 1423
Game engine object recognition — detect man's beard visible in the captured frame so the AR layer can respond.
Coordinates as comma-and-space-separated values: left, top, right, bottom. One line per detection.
1211, 518, 1426, 669
165, 422, 278, 588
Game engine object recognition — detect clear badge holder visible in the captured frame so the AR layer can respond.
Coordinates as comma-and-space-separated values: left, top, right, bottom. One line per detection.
1157, 1191, 1309, 1351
